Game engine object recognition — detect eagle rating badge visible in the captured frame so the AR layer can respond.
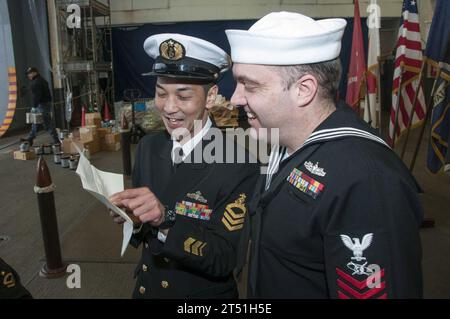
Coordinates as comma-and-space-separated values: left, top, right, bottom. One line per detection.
336, 233, 387, 299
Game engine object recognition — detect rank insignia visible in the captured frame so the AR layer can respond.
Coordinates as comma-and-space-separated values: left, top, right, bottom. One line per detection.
175, 201, 212, 221
160, 39, 185, 61
287, 168, 324, 199
222, 194, 247, 231
186, 191, 207, 204
336, 233, 387, 299
184, 237, 207, 256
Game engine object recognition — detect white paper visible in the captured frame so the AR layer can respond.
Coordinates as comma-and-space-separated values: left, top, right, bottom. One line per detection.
75, 146, 133, 256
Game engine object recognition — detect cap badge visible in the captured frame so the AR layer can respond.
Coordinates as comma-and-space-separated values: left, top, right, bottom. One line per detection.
160, 39, 185, 61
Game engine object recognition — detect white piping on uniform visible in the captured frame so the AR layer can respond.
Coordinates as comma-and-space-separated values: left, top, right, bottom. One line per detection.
264, 128, 389, 190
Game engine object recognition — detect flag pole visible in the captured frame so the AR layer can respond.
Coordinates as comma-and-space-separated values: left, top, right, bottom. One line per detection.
377, 57, 383, 135
409, 65, 442, 171
364, 71, 373, 126
400, 60, 427, 159
392, 62, 405, 147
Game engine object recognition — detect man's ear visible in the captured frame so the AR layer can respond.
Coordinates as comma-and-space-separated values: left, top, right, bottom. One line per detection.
205, 85, 218, 110
292, 74, 318, 107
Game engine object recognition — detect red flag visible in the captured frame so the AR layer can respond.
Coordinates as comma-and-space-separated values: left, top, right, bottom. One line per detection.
103, 100, 111, 121
346, 0, 366, 111
81, 105, 86, 127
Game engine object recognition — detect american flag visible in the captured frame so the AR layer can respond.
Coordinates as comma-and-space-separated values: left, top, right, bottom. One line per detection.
389, 0, 426, 146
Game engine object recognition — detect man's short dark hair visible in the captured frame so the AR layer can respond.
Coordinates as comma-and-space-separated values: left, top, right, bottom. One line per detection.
275, 58, 342, 103
202, 83, 215, 94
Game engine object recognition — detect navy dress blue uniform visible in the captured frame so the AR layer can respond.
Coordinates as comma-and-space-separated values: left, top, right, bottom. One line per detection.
0, 258, 32, 299
242, 104, 423, 299
125, 32, 259, 299
130, 129, 258, 298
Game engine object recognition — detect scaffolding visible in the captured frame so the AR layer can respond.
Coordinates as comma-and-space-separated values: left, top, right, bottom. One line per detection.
55, 0, 114, 126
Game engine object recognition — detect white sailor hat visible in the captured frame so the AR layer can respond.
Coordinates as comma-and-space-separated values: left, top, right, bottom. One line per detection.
143, 33, 231, 82
225, 11, 347, 65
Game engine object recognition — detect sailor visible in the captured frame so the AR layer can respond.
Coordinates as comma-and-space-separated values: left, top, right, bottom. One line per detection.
110, 33, 258, 298
226, 11, 424, 298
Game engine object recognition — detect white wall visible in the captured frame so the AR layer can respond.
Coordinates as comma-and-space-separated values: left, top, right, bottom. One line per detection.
109, 0, 434, 43
109, 0, 428, 23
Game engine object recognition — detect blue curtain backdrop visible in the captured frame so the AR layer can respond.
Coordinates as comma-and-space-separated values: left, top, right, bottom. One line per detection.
112, 18, 368, 101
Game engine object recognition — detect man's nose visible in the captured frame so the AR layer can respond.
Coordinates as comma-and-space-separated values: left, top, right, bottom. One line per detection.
230, 84, 246, 109
163, 95, 179, 113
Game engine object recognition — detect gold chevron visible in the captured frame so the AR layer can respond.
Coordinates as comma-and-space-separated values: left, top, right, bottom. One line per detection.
198, 242, 207, 256
184, 237, 196, 254
191, 240, 203, 256
223, 211, 244, 226
184, 237, 207, 256
222, 217, 244, 231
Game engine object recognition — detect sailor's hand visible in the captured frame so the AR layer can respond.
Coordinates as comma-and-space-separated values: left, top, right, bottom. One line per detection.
110, 187, 165, 227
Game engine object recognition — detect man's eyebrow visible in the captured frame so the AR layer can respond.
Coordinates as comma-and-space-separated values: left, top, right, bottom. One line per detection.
156, 84, 195, 92
235, 75, 260, 86
156, 83, 166, 90
176, 87, 195, 92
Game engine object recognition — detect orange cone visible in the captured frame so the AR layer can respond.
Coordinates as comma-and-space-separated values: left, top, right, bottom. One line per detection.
81, 105, 86, 127
103, 100, 111, 122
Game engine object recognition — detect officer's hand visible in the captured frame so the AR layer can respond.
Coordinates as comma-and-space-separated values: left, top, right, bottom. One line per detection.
110, 187, 165, 227
109, 210, 126, 225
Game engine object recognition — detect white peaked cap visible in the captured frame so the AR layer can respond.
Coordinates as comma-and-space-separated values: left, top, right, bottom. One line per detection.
225, 11, 347, 65
143, 33, 231, 80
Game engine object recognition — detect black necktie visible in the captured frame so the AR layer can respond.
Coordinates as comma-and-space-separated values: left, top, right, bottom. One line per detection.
173, 146, 184, 169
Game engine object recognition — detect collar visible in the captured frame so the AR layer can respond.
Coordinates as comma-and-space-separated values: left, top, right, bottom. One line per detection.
171, 117, 212, 163
265, 104, 390, 190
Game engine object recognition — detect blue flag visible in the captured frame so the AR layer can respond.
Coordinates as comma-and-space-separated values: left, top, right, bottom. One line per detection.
425, 0, 450, 63
427, 45, 449, 173
425, 0, 450, 173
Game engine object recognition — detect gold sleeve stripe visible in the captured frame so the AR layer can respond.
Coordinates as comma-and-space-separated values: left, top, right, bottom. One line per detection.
184, 237, 196, 254
199, 242, 207, 256
183, 237, 207, 256
191, 241, 203, 256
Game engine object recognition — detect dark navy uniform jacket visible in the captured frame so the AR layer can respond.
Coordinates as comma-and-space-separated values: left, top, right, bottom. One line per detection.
241, 103, 423, 299
0, 258, 32, 299
130, 128, 258, 298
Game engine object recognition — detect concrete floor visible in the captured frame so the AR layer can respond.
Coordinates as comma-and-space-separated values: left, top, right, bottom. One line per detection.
0, 122, 449, 299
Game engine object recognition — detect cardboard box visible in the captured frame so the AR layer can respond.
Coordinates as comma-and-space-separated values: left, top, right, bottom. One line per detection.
14, 151, 36, 161
79, 125, 98, 142
97, 127, 111, 139
101, 142, 121, 152
85, 112, 102, 128
62, 138, 79, 154
104, 132, 120, 144
61, 137, 91, 154
85, 138, 101, 155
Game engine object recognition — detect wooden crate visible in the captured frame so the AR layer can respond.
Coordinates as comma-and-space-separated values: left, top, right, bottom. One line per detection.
13, 151, 36, 161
